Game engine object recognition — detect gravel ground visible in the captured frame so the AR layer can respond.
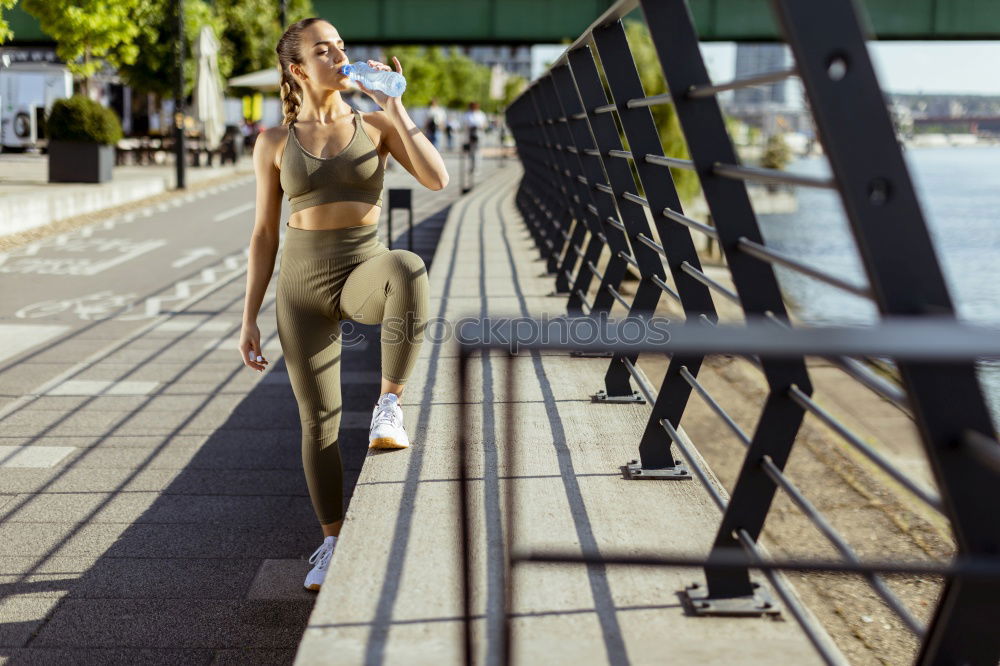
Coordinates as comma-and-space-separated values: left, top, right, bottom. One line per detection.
638, 351, 953, 665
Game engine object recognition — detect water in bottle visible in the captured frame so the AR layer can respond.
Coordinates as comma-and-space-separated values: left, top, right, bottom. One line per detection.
341, 62, 407, 97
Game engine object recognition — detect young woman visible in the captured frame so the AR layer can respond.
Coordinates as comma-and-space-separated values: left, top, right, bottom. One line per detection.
239, 17, 447, 591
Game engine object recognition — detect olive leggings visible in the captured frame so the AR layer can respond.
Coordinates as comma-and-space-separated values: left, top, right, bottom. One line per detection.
276, 222, 429, 524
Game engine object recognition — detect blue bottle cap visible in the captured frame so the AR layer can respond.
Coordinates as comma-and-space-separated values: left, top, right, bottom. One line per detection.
340, 64, 353, 76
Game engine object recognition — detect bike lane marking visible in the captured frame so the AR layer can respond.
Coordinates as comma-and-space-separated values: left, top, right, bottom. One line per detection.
0, 324, 70, 364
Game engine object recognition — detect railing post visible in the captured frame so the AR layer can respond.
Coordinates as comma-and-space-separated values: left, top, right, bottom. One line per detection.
549, 62, 630, 321
587, 19, 724, 474
533, 77, 595, 300
507, 96, 566, 274
538, 73, 605, 315
637, 0, 813, 611
767, 0, 1000, 661
505, 101, 553, 260
529, 80, 591, 296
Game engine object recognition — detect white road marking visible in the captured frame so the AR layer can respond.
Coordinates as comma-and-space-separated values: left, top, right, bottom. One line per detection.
0, 238, 169, 276
171, 247, 218, 268
214, 201, 255, 222
80, 239, 168, 275
46, 380, 159, 396
0, 324, 70, 364
0, 446, 75, 468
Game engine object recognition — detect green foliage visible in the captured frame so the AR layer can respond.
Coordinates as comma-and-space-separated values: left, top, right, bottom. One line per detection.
0, 0, 17, 44
499, 75, 528, 113
622, 19, 700, 204
22, 0, 143, 81
761, 133, 792, 170
383, 44, 509, 111
217, 0, 314, 85
46, 95, 124, 144
116, 0, 231, 99
386, 45, 449, 108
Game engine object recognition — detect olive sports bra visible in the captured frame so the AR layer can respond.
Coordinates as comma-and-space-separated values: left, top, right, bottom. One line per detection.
279, 106, 384, 212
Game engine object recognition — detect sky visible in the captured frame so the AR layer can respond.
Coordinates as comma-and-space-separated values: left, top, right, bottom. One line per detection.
531, 42, 1000, 96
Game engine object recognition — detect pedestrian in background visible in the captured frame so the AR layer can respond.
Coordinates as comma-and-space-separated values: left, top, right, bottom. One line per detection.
424, 98, 446, 149
463, 100, 487, 174
445, 115, 457, 151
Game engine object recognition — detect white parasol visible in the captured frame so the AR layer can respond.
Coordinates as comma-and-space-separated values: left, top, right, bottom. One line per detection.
193, 25, 226, 150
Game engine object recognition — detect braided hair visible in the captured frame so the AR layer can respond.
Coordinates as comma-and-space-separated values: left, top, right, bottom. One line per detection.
276, 17, 325, 126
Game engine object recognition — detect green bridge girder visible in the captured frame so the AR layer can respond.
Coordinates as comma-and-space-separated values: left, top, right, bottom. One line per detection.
3, 0, 999, 45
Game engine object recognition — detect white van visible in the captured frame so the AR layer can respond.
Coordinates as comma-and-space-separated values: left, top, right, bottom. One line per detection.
0, 61, 73, 151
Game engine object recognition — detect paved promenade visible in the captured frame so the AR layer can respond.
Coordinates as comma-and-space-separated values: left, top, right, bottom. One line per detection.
0, 153, 254, 237
294, 165, 836, 664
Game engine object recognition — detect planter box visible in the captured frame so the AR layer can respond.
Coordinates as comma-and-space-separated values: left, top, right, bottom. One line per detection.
48, 140, 114, 183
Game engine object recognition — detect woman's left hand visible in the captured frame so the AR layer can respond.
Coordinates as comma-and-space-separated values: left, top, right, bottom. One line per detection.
353, 56, 403, 108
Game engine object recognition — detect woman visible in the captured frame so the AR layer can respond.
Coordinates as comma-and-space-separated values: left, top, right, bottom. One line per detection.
238, 17, 447, 592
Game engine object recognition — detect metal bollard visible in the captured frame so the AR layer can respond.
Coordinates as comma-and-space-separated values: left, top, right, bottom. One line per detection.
386, 188, 414, 252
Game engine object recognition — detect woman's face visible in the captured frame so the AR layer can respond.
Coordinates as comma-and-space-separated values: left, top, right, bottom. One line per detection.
294, 21, 351, 92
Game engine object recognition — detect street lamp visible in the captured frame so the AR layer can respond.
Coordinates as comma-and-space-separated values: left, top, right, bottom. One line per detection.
175, 0, 186, 189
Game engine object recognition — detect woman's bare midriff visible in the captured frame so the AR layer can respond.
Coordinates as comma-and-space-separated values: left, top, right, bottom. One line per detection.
286, 201, 381, 230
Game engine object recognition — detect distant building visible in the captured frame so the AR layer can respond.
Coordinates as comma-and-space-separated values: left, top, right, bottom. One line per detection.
725, 43, 809, 137
733, 44, 789, 106
464, 45, 533, 81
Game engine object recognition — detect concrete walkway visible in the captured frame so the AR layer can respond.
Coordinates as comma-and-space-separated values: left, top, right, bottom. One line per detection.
294, 165, 834, 664
0, 150, 504, 664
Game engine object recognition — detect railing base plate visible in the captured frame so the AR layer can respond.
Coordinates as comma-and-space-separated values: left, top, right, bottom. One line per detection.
624, 459, 691, 480
591, 389, 645, 404
681, 581, 781, 617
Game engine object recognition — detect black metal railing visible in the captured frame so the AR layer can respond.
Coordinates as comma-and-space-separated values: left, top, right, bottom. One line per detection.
453, 0, 1000, 664
457, 320, 1000, 664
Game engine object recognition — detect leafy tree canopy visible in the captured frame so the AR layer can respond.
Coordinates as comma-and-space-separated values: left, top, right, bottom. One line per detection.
217, 0, 315, 83
22, 0, 143, 83
115, 0, 229, 99
622, 18, 700, 204
0, 0, 17, 44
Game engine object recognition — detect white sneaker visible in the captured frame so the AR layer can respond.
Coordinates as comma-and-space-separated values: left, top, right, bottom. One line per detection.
368, 392, 410, 449
303, 535, 337, 591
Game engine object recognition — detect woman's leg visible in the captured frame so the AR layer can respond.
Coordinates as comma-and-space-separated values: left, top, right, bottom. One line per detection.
339, 249, 430, 393
276, 274, 347, 537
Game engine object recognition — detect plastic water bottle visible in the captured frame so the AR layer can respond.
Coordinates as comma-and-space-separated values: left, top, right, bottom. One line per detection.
341, 62, 407, 97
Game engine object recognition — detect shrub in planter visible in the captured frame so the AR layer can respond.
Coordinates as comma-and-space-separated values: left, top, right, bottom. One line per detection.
47, 95, 124, 184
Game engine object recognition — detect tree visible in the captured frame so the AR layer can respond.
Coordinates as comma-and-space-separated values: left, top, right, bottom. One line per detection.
381, 44, 494, 111
116, 0, 230, 100
22, 0, 144, 96
384, 45, 451, 109
761, 133, 792, 171
618, 19, 701, 204
0, 0, 18, 45
441, 47, 490, 109
497, 75, 527, 113
215, 0, 315, 83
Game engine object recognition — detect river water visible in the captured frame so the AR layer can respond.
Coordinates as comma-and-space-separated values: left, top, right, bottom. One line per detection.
756, 146, 1000, 430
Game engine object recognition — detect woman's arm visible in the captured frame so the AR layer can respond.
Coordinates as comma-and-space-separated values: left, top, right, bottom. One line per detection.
355, 56, 449, 191
377, 97, 449, 190
239, 128, 283, 372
